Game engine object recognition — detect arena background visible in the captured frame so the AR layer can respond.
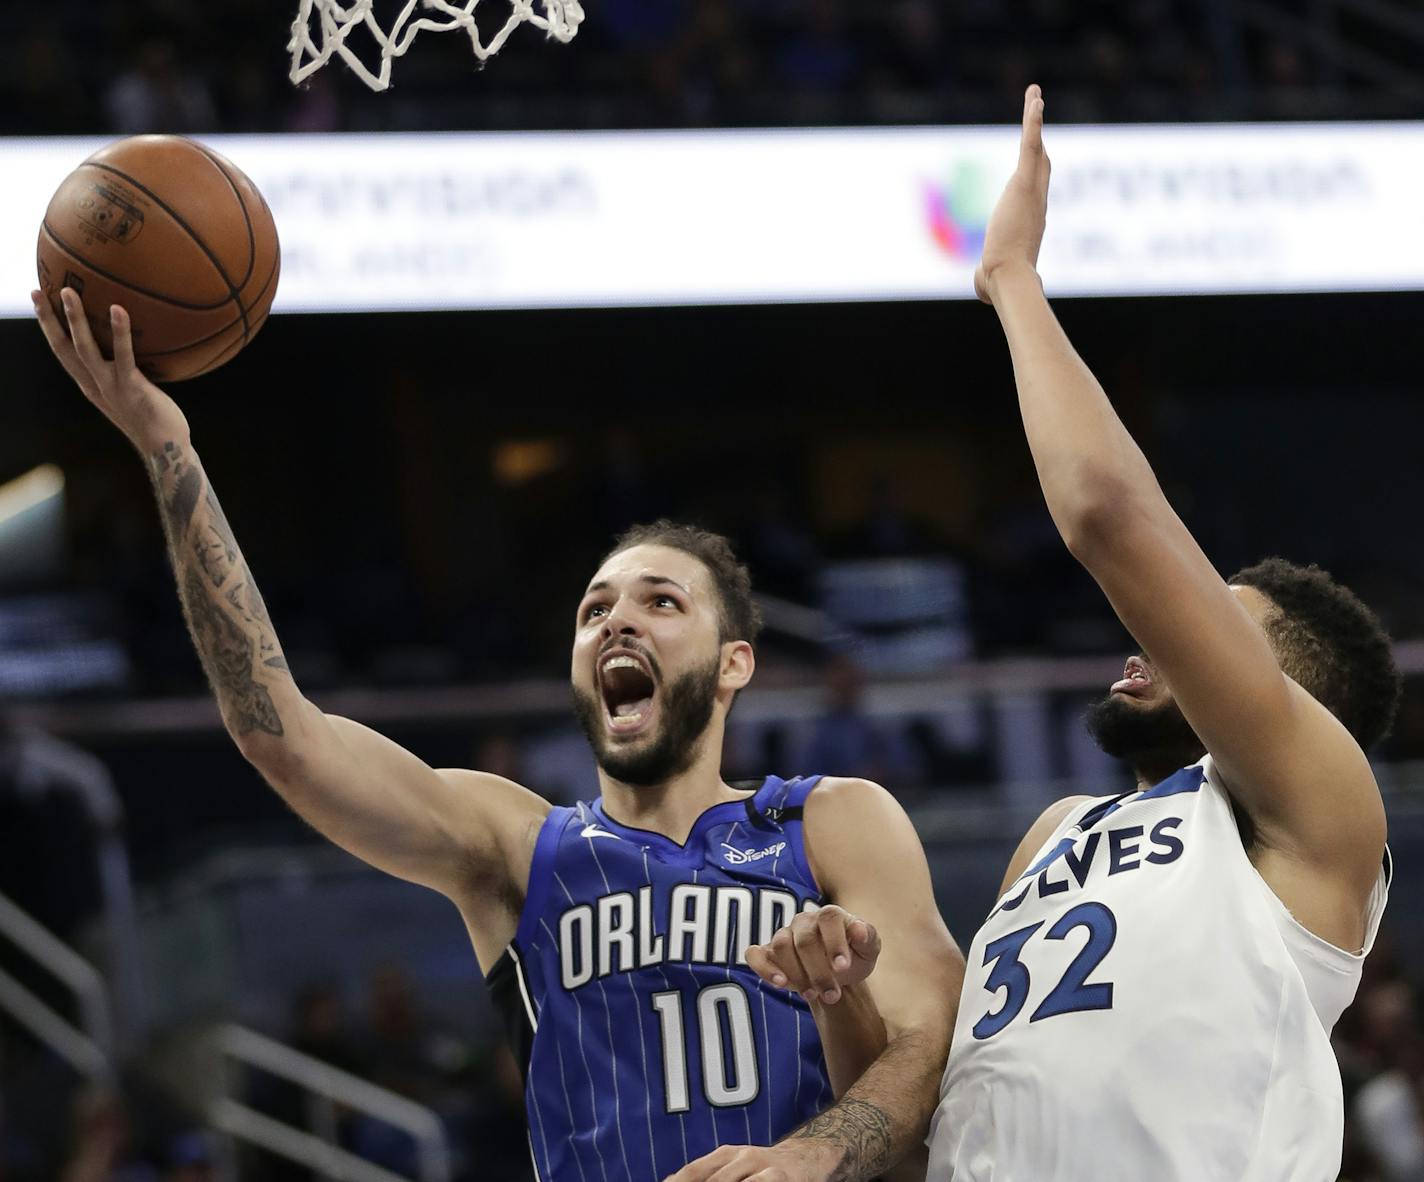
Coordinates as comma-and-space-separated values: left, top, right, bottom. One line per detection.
1, 2, 1422, 1179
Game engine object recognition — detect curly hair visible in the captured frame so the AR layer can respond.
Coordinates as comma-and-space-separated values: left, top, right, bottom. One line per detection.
603, 520, 763, 645
1228, 558, 1400, 750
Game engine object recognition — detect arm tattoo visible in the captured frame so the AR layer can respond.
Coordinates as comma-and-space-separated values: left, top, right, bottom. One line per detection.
161, 455, 203, 539
184, 571, 283, 736
791, 1098, 893, 1182
148, 440, 292, 739
193, 489, 239, 588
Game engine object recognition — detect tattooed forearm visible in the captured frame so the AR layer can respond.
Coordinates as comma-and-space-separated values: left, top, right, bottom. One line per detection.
193, 489, 239, 588
156, 441, 203, 540
184, 570, 283, 736
147, 440, 293, 740
781, 1026, 942, 1182
791, 1099, 893, 1182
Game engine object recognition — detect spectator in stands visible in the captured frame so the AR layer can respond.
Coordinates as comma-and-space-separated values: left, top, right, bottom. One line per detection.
7, 20, 91, 134
777, 0, 861, 99
243, 982, 363, 1179
105, 38, 217, 135
58, 1087, 159, 1182
357, 962, 459, 1104
803, 653, 899, 784
161, 1133, 215, 1182
289, 982, 361, 1073
1348, 978, 1424, 1180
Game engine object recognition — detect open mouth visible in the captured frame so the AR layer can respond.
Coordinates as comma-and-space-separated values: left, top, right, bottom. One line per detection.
599, 649, 658, 735
1109, 655, 1154, 698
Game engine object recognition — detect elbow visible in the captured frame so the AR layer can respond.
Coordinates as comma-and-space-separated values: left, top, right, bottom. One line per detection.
235, 728, 296, 780
1055, 470, 1154, 563
231, 698, 328, 782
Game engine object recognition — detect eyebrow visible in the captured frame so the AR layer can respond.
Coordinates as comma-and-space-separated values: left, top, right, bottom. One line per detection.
583, 575, 691, 597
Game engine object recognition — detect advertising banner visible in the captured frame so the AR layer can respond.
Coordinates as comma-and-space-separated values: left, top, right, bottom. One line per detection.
5, 123, 1421, 314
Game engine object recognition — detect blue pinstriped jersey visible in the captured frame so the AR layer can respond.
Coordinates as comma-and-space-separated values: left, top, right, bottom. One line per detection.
488, 775, 832, 1182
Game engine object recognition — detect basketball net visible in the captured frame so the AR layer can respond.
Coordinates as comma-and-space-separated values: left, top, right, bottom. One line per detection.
288, 0, 585, 91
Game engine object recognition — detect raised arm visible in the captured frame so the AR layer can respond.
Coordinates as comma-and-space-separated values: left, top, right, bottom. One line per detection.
973, 90, 1385, 946
667, 778, 963, 1182
35, 290, 546, 956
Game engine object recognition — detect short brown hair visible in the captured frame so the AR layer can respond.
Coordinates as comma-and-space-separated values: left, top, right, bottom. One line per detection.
603, 520, 762, 645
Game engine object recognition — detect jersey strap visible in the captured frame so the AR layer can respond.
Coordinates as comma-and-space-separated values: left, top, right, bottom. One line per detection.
742, 774, 824, 893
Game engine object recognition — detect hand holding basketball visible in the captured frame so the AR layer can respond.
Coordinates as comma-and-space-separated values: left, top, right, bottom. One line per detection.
747, 905, 881, 1006
974, 84, 1051, 306
34, 288, 189, 452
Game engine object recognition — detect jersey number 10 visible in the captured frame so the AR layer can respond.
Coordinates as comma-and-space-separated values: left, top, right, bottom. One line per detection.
652, 984, 761, 1111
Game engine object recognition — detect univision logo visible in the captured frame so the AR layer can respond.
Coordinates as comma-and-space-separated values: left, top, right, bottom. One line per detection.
924, 160, 991, 261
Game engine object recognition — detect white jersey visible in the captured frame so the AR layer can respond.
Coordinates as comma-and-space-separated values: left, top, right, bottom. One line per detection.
928, 756, 1389, 1182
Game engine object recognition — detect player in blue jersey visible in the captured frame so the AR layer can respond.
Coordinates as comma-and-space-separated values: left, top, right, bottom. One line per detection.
31, 296, 964, 1182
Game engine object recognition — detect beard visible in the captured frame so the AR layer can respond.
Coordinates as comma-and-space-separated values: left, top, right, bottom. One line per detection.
571, 655, 722, 788
1084, 692, 1205, 784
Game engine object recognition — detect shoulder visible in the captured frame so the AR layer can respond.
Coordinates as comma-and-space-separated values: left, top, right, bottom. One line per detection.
802, 776, 923, 898
1029, 794, 1096, 836
802, 775, 905, 826
999, 795, 1096, 895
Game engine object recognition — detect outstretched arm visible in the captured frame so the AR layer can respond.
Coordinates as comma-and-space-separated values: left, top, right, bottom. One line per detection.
34, 290, 546, 940
974, 90, 1384, 947
666, 779, 962, 1182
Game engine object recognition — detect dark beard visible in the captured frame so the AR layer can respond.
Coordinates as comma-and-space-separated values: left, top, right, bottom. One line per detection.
1084, 693, 1205, 786
571, 655, 722, 788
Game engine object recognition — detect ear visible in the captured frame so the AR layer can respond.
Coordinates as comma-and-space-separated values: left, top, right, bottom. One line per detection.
720, 639, 755, 693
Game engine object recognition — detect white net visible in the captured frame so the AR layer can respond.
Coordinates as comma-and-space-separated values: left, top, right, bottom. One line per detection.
288, 0, 585, 92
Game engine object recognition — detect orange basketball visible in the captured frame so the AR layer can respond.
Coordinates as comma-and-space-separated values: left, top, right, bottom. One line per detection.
37, 135, 280, 382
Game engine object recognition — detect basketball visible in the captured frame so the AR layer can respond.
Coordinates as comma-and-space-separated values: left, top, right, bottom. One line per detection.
36, 135, 280, 382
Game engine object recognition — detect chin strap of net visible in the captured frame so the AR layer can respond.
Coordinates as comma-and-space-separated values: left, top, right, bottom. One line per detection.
289, 0, 585, 91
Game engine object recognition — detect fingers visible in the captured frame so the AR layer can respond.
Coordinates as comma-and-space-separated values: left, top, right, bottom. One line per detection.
32, 290, 70, 352
33, 289, 106, 397
663, 1147, 787, 1182
663, 1144, 736, 1182
109, 304, 138, 379
60, 287, 107, 377
1019, 83, 1046, 164
753, 925, 809, 994
817, 906, 853, 977
848, 917, 881, 963
792, 911, 841, 1004
752, 907, 878, 1002
745, 943, 789, 990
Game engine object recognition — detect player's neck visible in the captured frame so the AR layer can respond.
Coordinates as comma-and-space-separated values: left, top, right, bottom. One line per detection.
1132, 743, 1208, 792
597, 759, 746, 846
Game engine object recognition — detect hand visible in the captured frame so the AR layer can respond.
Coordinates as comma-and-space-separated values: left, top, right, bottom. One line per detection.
747, 904, 881, 1006
33, 288, 190, 452
973, 84, 1050, 306
662, 1138, 842, 1182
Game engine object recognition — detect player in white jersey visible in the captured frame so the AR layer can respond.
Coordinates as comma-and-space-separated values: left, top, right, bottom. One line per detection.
920, 86, 1402, 1180
759, 86, 1404, 1181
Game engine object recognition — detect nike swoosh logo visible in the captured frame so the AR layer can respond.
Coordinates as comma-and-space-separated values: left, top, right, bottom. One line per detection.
581, 824, 621, 841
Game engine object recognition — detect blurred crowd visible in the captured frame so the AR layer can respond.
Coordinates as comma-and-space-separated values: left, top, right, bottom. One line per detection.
1339, 948, 1424, 1181
241, 966, 529, 1182
0, 965, 528, 1182
1, 0, 1417, 138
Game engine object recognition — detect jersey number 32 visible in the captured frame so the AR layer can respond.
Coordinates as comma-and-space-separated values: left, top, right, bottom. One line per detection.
972, 901, 1117, 1040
